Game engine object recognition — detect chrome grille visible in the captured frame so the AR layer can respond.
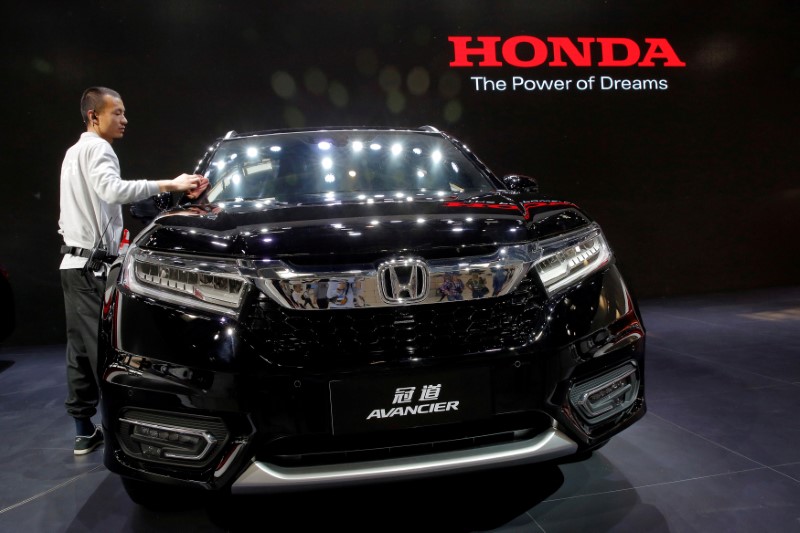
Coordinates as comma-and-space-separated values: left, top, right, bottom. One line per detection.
242, 275, 545, 368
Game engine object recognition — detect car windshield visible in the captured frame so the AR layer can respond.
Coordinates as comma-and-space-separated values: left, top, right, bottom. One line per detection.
202, 130, 494, 203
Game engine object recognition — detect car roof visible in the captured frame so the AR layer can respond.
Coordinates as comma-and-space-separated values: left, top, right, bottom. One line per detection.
217, 125, 443, 142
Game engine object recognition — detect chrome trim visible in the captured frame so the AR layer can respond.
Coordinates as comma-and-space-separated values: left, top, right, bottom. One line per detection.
593, 331, 643, 358
239, 242, 539, 309
119, 418, 218, 461
230, 427, 577, 493
214, 441, 246, 478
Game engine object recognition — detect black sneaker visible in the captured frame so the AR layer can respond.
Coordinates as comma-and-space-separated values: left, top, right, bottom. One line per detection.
74, 427, 104, 455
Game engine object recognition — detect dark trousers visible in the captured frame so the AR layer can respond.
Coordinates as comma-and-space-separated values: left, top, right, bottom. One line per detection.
61, 268, 105, 419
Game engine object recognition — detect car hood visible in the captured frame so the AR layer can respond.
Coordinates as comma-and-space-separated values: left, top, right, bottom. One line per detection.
135, 192, 586, 258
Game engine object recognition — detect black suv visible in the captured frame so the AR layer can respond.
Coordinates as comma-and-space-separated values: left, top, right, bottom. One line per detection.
99, 126, 646, 507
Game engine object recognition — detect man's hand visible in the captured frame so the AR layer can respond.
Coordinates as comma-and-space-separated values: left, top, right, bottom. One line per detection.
185, 175, 209, 199
157, 174, 209, 196
171, 173, 206, 192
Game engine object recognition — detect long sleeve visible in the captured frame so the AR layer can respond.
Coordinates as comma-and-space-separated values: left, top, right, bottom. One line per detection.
59, 132, 160, 265
85, 141, 159, 204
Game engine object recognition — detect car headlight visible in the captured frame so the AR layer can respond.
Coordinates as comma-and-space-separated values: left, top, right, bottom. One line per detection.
533, 223, 612, 295
122, 246, 248, 316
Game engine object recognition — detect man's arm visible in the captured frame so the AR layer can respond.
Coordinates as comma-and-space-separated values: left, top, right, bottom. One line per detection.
89, 143, 207, 204
155, 173, 208, 194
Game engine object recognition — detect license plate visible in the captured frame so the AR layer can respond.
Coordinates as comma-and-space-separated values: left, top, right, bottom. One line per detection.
329, 367, 492, 435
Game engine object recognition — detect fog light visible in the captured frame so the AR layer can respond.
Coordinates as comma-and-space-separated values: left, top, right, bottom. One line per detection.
122, 418, 217, 461
568, 362, 639, 425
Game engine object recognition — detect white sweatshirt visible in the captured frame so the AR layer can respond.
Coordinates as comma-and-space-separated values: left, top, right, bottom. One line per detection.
58, 132, 160, 269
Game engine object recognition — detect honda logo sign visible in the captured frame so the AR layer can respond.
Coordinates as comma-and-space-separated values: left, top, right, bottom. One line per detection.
377, 259, 429, 304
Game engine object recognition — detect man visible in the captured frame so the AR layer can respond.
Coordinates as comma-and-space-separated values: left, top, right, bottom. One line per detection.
58, 86, 208, 455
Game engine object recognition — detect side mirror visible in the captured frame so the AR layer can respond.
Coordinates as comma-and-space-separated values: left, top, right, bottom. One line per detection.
153, 191, 175, 211
501, 174, 538, 193
130, 192, 175, 223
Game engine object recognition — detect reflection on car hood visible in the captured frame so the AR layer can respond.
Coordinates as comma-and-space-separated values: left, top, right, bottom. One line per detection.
136, 192, 585, 258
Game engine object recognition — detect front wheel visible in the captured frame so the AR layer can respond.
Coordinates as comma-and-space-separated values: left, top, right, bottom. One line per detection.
555, 439, 611, 465
572, 438, 610, 462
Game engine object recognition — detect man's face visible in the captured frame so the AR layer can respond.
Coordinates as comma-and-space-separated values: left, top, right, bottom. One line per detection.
93, 95, 127, 143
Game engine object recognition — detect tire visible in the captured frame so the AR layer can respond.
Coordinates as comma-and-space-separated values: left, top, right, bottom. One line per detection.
557, 439, 610, 464
574, 439, 610, 461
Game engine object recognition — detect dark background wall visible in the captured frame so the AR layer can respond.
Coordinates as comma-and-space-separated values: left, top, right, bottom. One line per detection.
1, 1, 797, 346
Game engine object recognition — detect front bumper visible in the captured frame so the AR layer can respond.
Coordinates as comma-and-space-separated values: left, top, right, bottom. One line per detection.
99, 264, 645, 492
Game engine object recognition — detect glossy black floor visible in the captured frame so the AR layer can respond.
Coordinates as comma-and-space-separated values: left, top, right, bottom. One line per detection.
1, 286, 799, 533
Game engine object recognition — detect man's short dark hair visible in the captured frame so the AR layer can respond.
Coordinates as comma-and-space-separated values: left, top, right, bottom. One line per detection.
80, 87, 121, 124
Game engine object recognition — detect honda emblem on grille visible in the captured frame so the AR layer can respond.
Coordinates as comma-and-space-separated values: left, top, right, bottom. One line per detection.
377, 259, 429, 304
